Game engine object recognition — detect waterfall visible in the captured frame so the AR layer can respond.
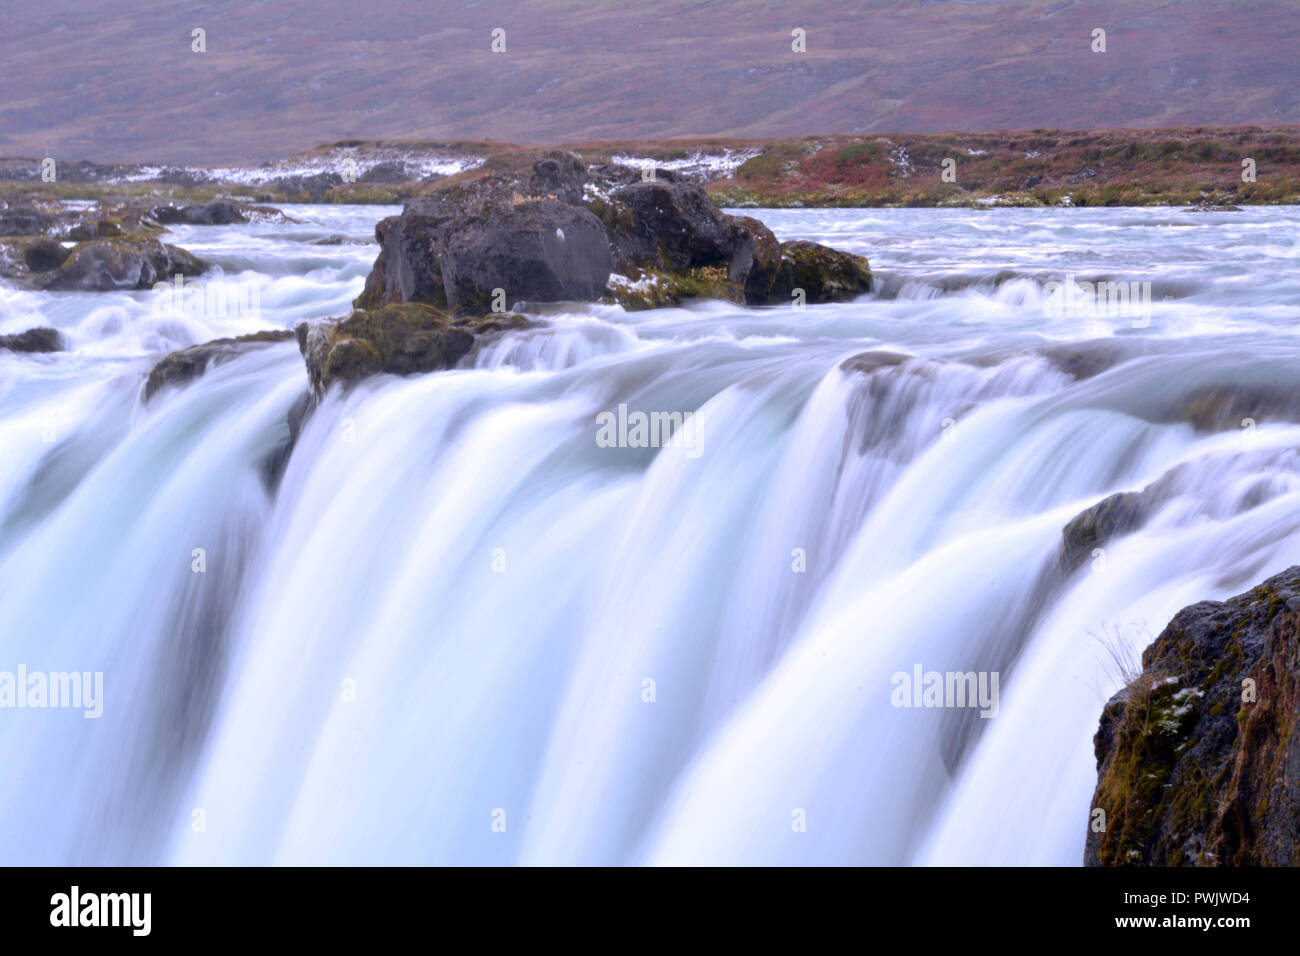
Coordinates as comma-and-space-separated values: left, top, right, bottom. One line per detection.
2, 205, 1298, 864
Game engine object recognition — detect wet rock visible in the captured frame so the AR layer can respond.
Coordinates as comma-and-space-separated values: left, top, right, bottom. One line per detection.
1035, 340, 1133, 381
1176, 384, 1300, 433
358, 170, 613, 313
1058, 468, 1188, 574
37, 238, 206, 291
260, 389, 316, 491
1086, 565, 1300, 866
296, 302, 534, 393
143, 329, 296, 402
150, 200, 249, 225
759, 240, 873, 306
0, 327, 65, 353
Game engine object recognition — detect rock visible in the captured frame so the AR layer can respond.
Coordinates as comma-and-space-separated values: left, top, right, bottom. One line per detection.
1058, 468, 1189, 573
270, 172, 343, 201
22, 238, 71, 273
260, 389, 316, 491
1086, 565, 1300, 866
602, 179, 747, 273
529, 151, 587, 205
37, 238, 206, 291
760, 240, 873, 305
143, 329, 296, 402
150, 200, 249, 225
1060, 491, 1148, 573
360, 154, 870, 317
0, 205, 56, 236
0, 327, 65, 353
326, 153, 871, 385
358, 161, 411, 184
296, 303, 533, 393
1176, 384, 1300, 433
358, 169, 614, 313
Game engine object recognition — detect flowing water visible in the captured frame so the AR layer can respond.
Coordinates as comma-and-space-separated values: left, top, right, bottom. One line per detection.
2, 204, 1298, 865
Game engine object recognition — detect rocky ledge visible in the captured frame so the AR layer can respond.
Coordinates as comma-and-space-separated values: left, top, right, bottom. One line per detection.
295, 151, 870, 390
1086, 565, 1300, 866
0, 195, 211, 290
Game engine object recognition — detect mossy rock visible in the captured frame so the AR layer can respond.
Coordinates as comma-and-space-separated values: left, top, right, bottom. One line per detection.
1086, 565, 1300, 866
297, 302, 534, 392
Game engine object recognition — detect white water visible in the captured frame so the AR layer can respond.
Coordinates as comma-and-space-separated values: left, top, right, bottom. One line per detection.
2, 205, 1298, 865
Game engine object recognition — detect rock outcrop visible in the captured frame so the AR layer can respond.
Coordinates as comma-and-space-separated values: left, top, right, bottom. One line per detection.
150, 200, 249, 225
0, 196, 209, 290
357, 151, 870, 315
35, 237, 205, 291
0, 327, 65, 353
296, 303, 531, 393
308, 151, 871, 390
144, 329, 296, 402
1086, 565, 1300, 866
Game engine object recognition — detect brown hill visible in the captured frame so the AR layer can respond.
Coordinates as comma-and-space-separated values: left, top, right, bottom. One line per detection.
1, 0, 1297, 165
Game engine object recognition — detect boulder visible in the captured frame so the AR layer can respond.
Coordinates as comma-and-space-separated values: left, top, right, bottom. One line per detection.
144, 329, 296, 402
270, 171, 343, 201
150, 200, 249, 225
358, 161, 411, 184
0, 327, 65, 353
358, 165, 614, 314
321, 153, 872, 387
22, 238, 71, 273
296, 303, 533, 393
36, 238, 206, 291
1086, 565, 1300, 866
759, 240, 873, 305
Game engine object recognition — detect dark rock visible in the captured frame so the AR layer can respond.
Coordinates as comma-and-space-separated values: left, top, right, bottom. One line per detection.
260, 389, 316, 492
0, 327, 65, 353
23, 238, 70, 273
604, 179, 744, 273
529, 151, 587, 205
358, 169, 613, 314
37, 238, 206, 291
296, 303, 533, 393
155, 167, 209, 187
0, 205, 56, 236
1060, 492, 1148, 573
358, 161, 411, 184
1086, 565, 1300, 866
331, 154, 871, 384
1058, 468, 1189, 574
760, 240, 873, 305
1176, 384, 1300, 433
150, 200, 249, 225
270, 172, 344, 201
1035, 340, 1132, 381
144, 329, 296, 402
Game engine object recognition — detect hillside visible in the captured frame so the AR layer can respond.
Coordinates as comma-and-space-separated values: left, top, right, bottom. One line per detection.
1, 0, 1297, 165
